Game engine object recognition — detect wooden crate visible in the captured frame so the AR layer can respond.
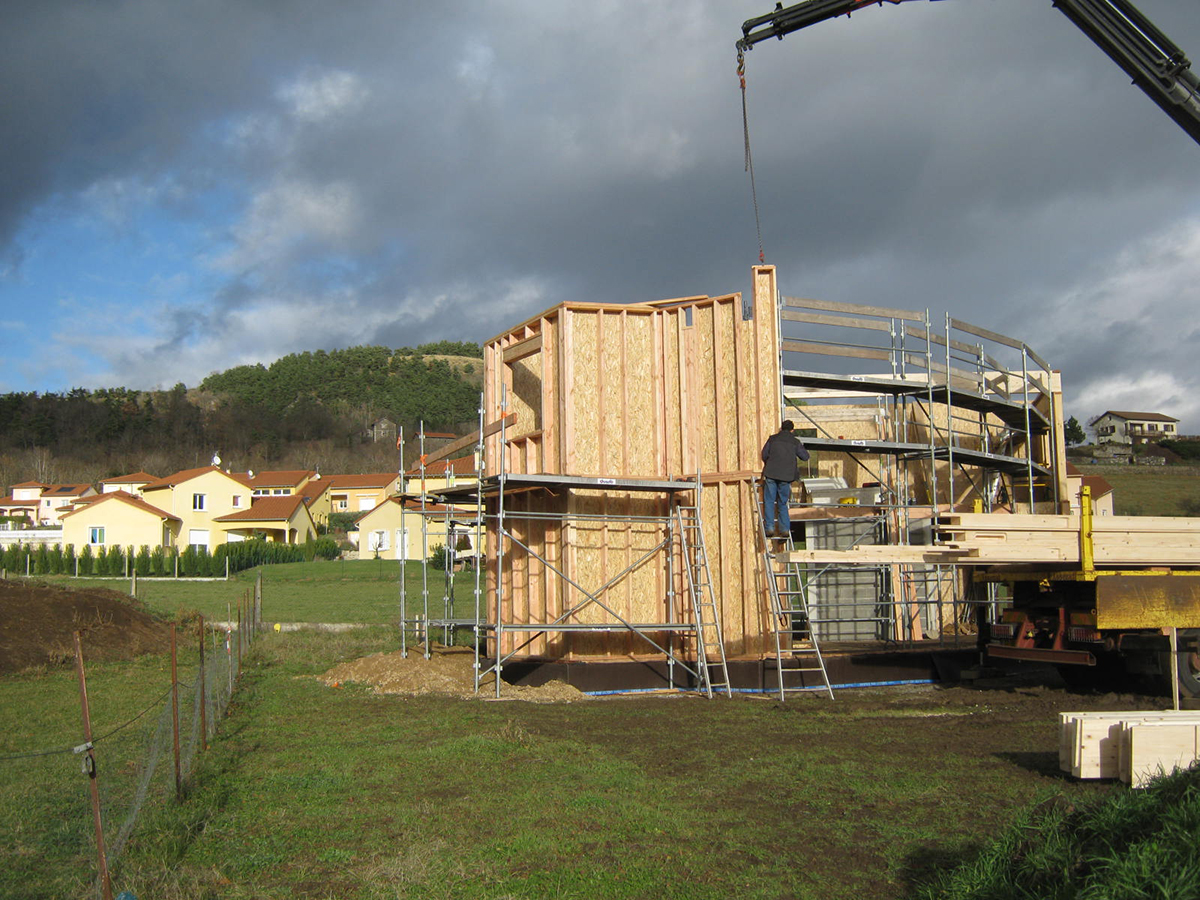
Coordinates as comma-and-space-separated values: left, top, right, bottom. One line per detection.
1119, 720, 1200, 788
1060, 711, 1200, 782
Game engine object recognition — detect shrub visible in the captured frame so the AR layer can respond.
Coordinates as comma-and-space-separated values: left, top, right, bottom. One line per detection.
106, 545, 125, 578
180, 545, 197, 577
48, 544, 64, 575
33, 544, 50, 576
78, 544, 94, 576
135, 545, 152, 577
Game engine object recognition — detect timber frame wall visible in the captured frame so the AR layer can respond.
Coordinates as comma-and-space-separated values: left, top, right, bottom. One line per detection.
481, 266, 782, 662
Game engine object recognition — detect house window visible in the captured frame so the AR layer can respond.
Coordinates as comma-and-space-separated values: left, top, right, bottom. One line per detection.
334, 496, 348, 511
232, 495, 242, 508
193, 493, 206, 511
1166, 424, 1176, 433
89, 526, 105, 546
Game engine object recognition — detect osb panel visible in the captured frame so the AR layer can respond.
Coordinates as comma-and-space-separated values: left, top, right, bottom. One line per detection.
624, 312, 659, 477
567, 311, 601, 474
694, 303, 719, 474
509, 356, 542, 439
599, 311, 626, 476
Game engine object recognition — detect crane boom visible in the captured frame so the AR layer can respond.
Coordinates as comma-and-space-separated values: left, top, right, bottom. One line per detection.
737, 0, 1200, 146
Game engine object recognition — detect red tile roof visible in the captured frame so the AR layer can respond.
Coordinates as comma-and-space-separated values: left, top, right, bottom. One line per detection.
214, 494, 308, 523
143, 466, 252, 491
103, 471, 158, 484
405, 455, 478, 477
247, 470, 314, 488
324, 473, 400, 489
60, 492, 180, 522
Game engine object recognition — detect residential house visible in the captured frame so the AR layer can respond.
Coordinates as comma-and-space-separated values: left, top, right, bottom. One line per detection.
365, 418, 397, 444
4, 481, 98, 526
296, 476, 332, 529
1089, 411, 1180, 446
61, 492, 181, 553
139, 466, 253, 550
324, 473, 404, 518
354, 496, 476, 561
214, 494, 317, 544
99, 472, 158, 496
246, 470, 315, 497
406, 453, 480, 493
1064, 463, 1115, 516
0, 486, 40, 525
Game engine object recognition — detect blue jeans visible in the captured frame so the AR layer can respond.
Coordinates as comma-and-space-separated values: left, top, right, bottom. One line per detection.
763, 479, 792, 534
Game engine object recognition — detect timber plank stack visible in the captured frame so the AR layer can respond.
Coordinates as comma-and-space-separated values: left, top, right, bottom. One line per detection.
783, 513, 1200, 567
1060, 711, 1200, 787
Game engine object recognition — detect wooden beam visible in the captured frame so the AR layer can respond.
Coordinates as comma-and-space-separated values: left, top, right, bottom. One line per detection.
503, 333, 543, 364
423, 413, 516, 466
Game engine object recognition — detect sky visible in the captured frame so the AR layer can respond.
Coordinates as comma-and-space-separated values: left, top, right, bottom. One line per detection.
2, 1, 1199, 433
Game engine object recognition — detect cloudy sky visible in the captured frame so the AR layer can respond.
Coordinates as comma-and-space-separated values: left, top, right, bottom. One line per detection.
2, 1, 1199, 431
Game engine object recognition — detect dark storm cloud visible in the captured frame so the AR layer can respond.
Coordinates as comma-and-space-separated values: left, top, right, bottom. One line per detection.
2, 0, 1199, 424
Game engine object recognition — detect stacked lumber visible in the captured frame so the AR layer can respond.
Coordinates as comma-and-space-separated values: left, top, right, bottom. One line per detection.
1060, 711, 1200, 787
783, 513, 1200, 567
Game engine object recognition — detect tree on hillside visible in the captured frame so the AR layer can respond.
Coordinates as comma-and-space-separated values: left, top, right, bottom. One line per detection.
1064, 416, 1086, 446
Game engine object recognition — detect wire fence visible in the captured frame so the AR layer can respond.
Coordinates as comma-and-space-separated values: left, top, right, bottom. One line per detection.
0, 579, 262, 899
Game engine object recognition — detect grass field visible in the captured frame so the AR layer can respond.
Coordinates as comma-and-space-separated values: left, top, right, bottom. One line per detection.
35, 558, 484, 626
3, 562, 1194, 899
1076, 464, 1200, 516
1, 623, 1137, 900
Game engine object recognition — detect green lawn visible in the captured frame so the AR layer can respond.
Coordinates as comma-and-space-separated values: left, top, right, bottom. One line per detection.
1084, 465, 1200, 516
1, 624, 1132, 900
34, 558, 485, 625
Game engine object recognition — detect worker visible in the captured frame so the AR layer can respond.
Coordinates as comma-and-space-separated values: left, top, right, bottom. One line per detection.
761, 420, 810, 538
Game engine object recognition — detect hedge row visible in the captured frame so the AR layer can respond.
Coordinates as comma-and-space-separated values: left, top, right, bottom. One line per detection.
0, 536, 339, 578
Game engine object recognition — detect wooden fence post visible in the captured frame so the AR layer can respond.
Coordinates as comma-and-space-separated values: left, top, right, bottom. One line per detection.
171, 625, 181, 799
73, 632, 114, 900
199, 615, 207, 752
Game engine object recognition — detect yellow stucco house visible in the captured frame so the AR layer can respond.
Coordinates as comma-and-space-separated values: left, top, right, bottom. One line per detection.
355, 497, 477, 561
214, 494, 318, 544
139, 465, 254, 550
61, 492, 181, 552
325, 473, 405, 518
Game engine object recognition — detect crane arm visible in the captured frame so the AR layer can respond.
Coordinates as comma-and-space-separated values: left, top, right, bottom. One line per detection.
737, 0, 1200, 146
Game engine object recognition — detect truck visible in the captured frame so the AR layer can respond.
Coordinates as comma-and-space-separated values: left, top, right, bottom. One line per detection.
971, 490, 1200, 698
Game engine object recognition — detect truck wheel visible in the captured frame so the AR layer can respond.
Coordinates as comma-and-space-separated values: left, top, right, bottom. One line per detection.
1158, 629, 1200, 699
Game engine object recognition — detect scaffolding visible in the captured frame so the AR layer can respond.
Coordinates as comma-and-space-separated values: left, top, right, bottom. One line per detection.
772, 294, 1063, 653
396, 398, 732, 698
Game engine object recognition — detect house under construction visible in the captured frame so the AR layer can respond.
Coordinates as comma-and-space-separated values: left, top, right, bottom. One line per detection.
428, 265, 1065, 696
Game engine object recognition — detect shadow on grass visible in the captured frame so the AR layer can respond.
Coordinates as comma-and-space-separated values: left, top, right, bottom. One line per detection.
994, 749, 1071, 779
896, 841, 987, 900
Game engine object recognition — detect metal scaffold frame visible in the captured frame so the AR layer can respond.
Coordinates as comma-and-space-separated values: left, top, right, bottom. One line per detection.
401, 391, 732, 699
772, 294, 1060, 650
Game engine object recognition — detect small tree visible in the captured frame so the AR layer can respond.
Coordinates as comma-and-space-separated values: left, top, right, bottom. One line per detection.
33, 544, 50, 576
1065, 416, 1086, 446
135, 545, 152, 577
48, 544, 64, 575
78, 544, 94, 576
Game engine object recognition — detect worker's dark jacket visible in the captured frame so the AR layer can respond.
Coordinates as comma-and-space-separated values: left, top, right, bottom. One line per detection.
761, 431, 810, 483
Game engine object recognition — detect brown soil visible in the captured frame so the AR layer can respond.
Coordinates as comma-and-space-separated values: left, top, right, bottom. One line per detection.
0, 578, 174, 673
317, 645, 587, 702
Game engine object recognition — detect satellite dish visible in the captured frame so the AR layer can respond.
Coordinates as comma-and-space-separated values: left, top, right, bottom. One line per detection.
312, 472, 321, 480
248, 469, 254, 478
212, 453, 221, 466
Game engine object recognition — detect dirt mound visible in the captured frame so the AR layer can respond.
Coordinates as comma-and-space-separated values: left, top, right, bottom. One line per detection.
318, 645, 587, 702
0, 579, 174, 673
